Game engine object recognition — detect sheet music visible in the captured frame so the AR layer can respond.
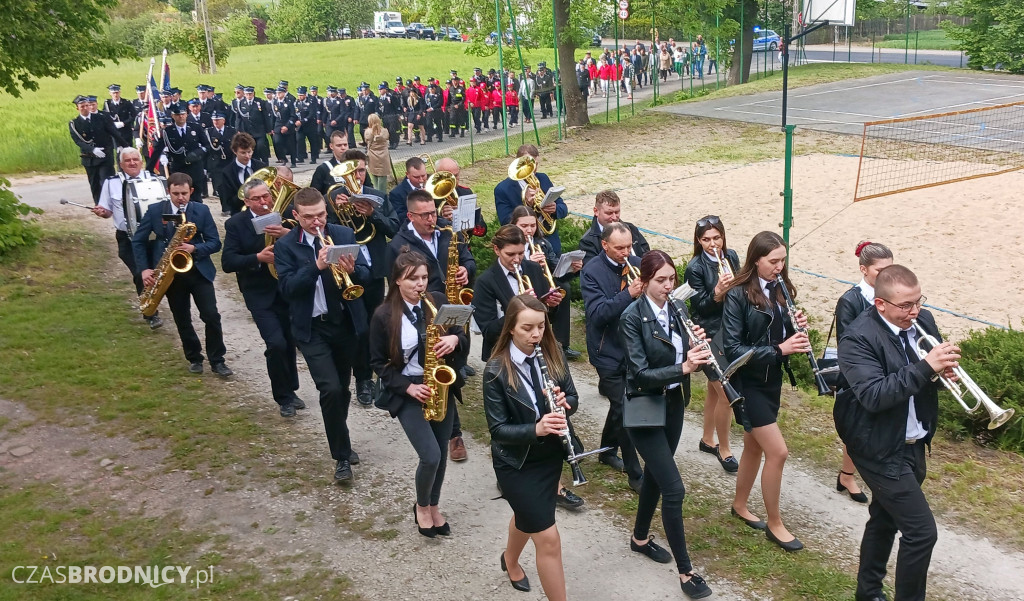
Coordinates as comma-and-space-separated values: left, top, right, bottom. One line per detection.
540, 186, 565, 208
251, 212, 282, 234
433, 304, 475, 329
553, 250, 585, 278
451, 194, 477, 232
351, 192, 384, 210
326, 244, 360, 264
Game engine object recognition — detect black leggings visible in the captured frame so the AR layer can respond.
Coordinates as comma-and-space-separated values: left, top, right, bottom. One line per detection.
397, 396, 454, 507
628, 387, 693, 574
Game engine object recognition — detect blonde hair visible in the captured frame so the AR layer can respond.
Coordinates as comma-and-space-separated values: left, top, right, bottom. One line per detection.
367, 113, 384, 136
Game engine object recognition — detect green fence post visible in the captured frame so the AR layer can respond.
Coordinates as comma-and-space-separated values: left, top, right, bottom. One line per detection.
848, 26, 852, 63
651, 0, 658, 104
715, 13, 720, 90
904, 0, 910, 65
914, 30, 919, 65
739, 2, 744, 83
782, 124, 795, 247
551, 0, 562, 140
614, 16, 620, 122
495, 0, 509, 156
506, 0, 539, 146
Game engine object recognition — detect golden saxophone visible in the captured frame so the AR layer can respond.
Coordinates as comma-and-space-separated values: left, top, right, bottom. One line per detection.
438, 226, 473, 304
139, 218, 196, 317
420, 292, 457, 422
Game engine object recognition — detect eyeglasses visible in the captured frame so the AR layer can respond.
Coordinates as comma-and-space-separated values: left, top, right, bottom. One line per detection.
879, 295, 926, 312
409, 210, 437, 220
696, 215, 721, 228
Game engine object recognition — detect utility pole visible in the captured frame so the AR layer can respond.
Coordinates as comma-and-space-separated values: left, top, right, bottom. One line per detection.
196, 0, 216, 73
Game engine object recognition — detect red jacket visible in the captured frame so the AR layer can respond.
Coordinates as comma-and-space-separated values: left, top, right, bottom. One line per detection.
505, 89, 519, 107
476, 85, 492, 110
490, 89, 503, 108
598, 63, 614, 80
465, 86, 479, 108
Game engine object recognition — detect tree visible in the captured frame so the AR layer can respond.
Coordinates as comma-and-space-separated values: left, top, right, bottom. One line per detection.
0, 0, 133, 97
168, 21, 230, 73
944, 0, 1023, 73
553, 0, 589, 127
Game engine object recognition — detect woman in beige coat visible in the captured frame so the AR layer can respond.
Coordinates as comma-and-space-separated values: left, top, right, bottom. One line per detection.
365, 113, 391, 192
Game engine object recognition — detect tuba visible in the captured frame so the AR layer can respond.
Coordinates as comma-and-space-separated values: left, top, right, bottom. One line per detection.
437, 226, 473, 304
240, 167, 300, 279
508, 155, 556, 235
139, 216, 195, 317
314, 226, 364, 300
420, 292, 458, 422
324, 160, 376, 245
425, 170, 459, 216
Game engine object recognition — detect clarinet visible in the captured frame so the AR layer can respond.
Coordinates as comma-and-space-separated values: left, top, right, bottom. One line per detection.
775, 274, 837, 396
666, 292, 745, 407
534, 343, 612, 486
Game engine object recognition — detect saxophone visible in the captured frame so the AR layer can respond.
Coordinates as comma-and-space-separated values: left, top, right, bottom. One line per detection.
139, 219, 196, 317
420, 292, 457, 422
438, 226, 473, 304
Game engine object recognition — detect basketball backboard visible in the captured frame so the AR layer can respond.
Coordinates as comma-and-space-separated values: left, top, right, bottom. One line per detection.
804, 0, 856, 27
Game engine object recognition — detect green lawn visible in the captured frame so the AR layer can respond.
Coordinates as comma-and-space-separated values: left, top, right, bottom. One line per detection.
877, 29, 960, 51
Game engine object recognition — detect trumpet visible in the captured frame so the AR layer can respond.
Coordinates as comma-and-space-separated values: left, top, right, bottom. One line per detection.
514, 264, 534, 295
325, 160, 376, 245
712, 246, 733, 279
528, 236, 565, 297
776, 274, 838, 396
625, 263, 641, 285
508, 155, 556, 235
911, 319, 1015, 430
314, 226, 364, 300
534, 343, 612, 486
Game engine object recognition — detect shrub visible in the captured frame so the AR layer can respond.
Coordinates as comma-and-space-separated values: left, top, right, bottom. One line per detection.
0, 179, 44, 256
225, 11, 258, 47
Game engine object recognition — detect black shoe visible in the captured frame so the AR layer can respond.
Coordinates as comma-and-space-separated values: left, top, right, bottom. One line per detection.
433, 521, 451, 536
838, 470, 869, 503
188, 362, 203, 374
628, 475, 644, 494
630, 535, 672, 563
211, 363, 233, 377
356, 379, 373, 406
718, 454, 739, 473
280, 403, 296, 418
730, 507, 767, 530
334, 459, 352, 483
500, 552, 530, 592
563, 346, 582, 361
555, 487, 585, 510
855, 594, 889, 601
599, 453, 625, 472
680, 573, 713, 599
765, 527, 804, 552
289, 396, 306, 410
413, 504, 436, 538
698, 439, 719, 455
462, 364, 476, 377
460, 132, 464, 138
148, 316, 164, 330
349, 450, 360, 465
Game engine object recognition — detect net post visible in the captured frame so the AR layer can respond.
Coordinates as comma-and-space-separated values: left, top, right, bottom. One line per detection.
782, 124, 795, 248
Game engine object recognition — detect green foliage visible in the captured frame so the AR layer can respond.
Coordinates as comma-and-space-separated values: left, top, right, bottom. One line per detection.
944, 0, 1024, 73
0, 179, 43, 256
936, 326, 1024, 452
168, 22, 231, 73
225, 11, 258, 47
104, 15, 158, 56
266, 0, 368, 42
141, 19, 187, 56
0, 0, 134, 97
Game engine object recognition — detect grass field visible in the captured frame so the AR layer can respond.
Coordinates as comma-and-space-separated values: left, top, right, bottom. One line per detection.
876, 29, 959, 51
0, 39, 561, 175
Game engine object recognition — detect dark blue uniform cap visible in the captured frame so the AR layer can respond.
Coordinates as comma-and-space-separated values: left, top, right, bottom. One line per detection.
108, 84, 121, 91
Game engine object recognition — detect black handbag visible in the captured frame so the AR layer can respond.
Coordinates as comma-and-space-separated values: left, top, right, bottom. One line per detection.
623, 392, 666, 428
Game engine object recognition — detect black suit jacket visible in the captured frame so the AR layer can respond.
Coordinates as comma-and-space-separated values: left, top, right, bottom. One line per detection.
273, 224, 370, 343
387, 177, 418, 221
835, 309, 941, 479
683, 249, 740, 337
471, 260, 550, 361
221, 210, 284, 309
578, 217, 651, 265
217, 159, 268, 214
580, 251, 641, 372
386, 224, 476, 294
103, 99, 137, 129
147, 123, 206, 171
339, 185, 399, 280
310, 157, 343, 196
835, 286, 873, 343
368, 291, 468, 417
620, 295, 692, 400
205, 125, 237, 165
131, 200, 220, 283
68, 114, 124, 166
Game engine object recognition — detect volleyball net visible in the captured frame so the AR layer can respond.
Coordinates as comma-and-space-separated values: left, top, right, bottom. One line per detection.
853, 101, 1024, 202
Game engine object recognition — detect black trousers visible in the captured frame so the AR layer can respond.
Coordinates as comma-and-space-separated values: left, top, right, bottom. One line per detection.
165, 270, 226, 365
428, 110, 444, 140
169, 162, 206, 204
254, 135, 271, 164
353, 277, 386, 382
345, 122, 357, 149
538, 92, 553, 117
247, 295, 299, 405
84, 156, 115, 204
397, 393, 454, 506
508, 106, 519, 126
629, 388, 693, 574
297, 126, 320, 161
297, 316, 356, 462
382, 114, 401, 147
596, 367, 643, 480
471, 107, 483, 132
273, 129, 295, 163
115, 230, 145, 296
549, 296, 571, 350
854, 442, 936, 601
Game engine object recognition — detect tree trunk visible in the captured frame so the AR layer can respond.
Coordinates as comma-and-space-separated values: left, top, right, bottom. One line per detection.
554, 0, 589, 127
727, 0, 758, 85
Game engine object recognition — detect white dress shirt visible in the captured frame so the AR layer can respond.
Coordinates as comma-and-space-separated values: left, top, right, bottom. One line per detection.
759, 276, 789, 339
509, 343, 544, 419
302, 230, 329, 318
97, 171, 154, 232
400, 299, 423, 377
881, 317, 930, 441
645, 295, 683, 389
407, 221, 440, 257
856, 279, 875, 304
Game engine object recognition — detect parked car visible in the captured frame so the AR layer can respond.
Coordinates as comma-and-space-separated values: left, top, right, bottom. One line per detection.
406, 23, 436, 40
752, 28, 781, 51
341, 26, 351, 39
487, 31, 524, 46
361, 28, 375, 38
589, 31, 602, 47
436, 26, 462, 41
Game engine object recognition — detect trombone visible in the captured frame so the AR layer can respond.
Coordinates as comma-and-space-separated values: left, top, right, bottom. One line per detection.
911, 319, 1015, 429
314, 226, 364, 300
324, 160, 376, 245
508, 155, 557, 236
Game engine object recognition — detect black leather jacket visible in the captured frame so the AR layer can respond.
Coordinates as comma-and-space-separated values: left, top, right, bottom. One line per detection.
684, 249, 740, 337
721, 284, 792, 383
619, 296, 692, 402
835, 285, 871, 343
483, 355, 579, 470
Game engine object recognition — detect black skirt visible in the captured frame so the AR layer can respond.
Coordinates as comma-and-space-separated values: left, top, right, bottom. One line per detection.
494, 437, 563, 533
732, 367, 783, 432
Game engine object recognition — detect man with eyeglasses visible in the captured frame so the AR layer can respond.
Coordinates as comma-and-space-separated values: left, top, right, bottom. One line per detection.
578, 189, 650, 265
835, 264, 959, 601
222, 178, 305, 417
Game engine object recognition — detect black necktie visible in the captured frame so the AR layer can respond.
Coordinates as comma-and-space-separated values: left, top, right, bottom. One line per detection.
899, 330, 918, 366
411, 305, 426, 365
243, 165, 251, 181
767, 281, 785, 344
524, 356, 549, 416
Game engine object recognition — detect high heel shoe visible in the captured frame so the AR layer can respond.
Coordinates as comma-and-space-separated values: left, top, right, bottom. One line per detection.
765, 527, 804, 552
433, 522, 451, 536
500, 551, 530, 592
413, 504, 436, 538
837, 470, 869, 503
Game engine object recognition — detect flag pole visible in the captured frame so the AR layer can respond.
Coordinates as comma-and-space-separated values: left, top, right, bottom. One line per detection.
140, 58, 155, 151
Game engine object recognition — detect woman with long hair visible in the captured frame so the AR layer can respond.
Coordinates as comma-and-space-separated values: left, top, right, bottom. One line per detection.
720, 231, 810, 552
484, 295, 577, 601
684, 215, 741, 473
369, 248, 467, 538
832, 240, 894, 504
364, 113, 391, 192
620, 250, 714, 599
405, 87, 427, 146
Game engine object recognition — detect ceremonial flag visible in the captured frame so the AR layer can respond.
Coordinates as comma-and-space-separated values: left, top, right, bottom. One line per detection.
160, 49, 171, 92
